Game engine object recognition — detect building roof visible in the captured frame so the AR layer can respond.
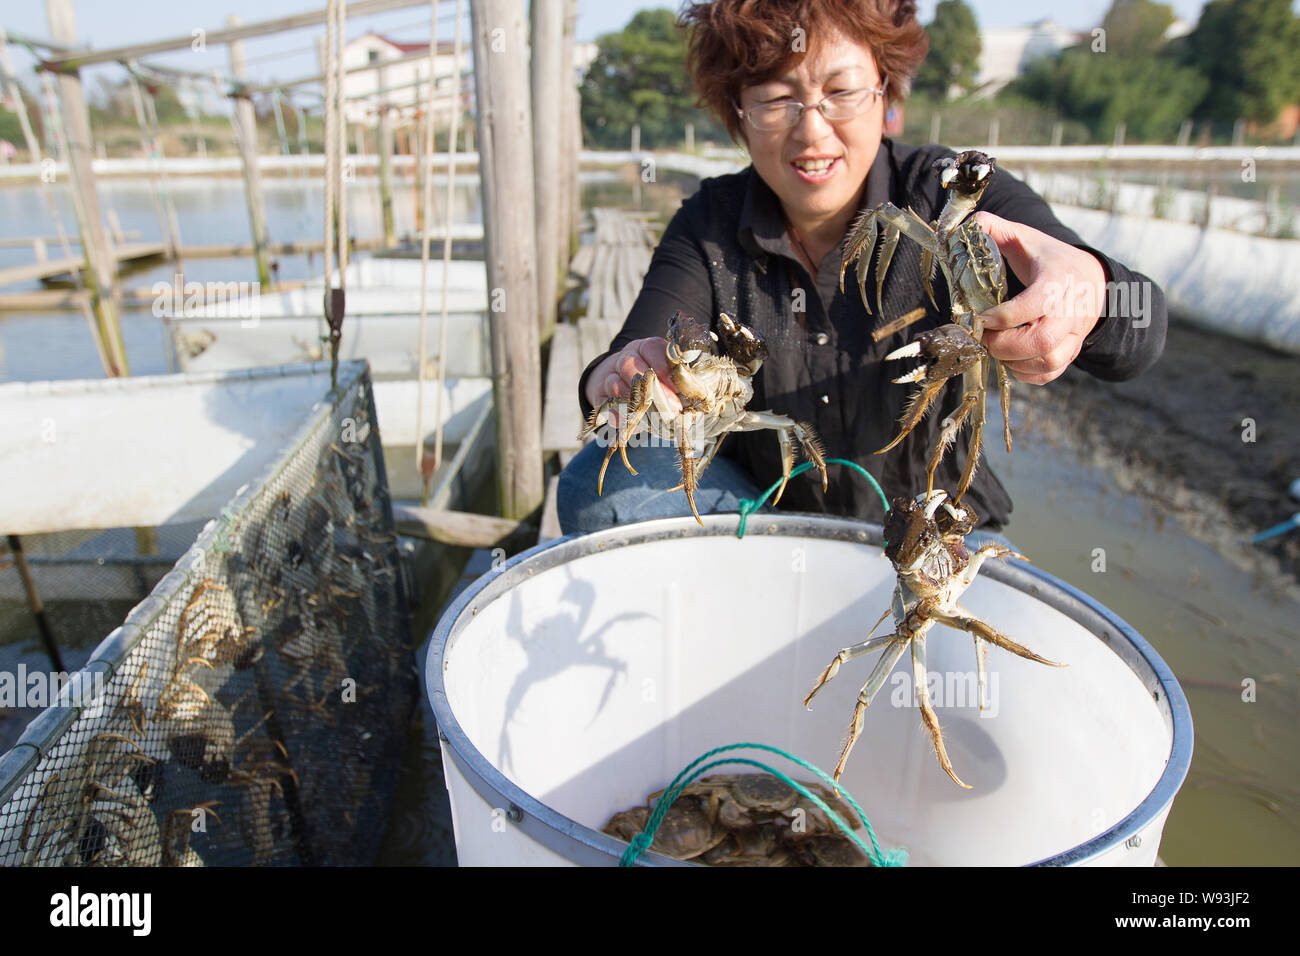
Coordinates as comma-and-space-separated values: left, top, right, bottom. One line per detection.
353, 31, 459, 55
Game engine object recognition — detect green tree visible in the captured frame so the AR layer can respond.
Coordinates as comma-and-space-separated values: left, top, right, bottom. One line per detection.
149, 83, 189, 124
1100, 0, 1174, 54
0, 83, 43, 152
580, 8, 726, 149
1005, 0, 1206, 141
1184, 0, 1300, 123
915, 0, 981, 99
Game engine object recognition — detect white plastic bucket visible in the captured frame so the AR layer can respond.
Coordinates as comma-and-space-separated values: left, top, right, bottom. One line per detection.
426, 515, 1192, 866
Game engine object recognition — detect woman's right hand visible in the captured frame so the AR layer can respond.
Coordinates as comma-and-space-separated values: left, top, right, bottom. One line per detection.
584, 337, 682, 424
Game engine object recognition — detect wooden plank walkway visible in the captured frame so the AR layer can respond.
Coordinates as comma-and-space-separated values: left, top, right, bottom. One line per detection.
538, 207, 656, 544
0, 241, 166, 288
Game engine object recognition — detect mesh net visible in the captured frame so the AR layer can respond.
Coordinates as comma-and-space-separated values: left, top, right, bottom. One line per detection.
0, 366, 416, 866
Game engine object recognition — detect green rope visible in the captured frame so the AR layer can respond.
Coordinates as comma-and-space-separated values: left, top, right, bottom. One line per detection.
618, 742, 907, 868
736, 458, 890, 538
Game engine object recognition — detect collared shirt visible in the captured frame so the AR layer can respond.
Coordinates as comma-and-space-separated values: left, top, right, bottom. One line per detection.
577, 139, 1167, 529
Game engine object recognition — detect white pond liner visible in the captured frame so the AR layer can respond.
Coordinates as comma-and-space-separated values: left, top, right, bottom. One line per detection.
427, 514, 1193, 867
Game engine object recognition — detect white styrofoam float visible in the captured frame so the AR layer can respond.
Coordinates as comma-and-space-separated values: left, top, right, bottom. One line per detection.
427, 514, 1193, 867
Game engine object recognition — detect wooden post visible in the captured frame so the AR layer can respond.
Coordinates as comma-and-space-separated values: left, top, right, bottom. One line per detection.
377, 57, 395, 245
227, 15, 272, 287
929, 112, 941, 145
46, 0, 128, 376
471, 0, 543, 521
531, 0, 563, 340
630, 123, 640, 153
1051, 121, 1063, 147
684, 122, 694, 152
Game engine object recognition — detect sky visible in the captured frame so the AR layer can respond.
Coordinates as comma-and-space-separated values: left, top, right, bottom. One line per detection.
0, 0, 1224, 105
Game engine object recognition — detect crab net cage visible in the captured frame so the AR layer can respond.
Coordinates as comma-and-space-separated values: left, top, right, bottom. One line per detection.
0, 362, 415, 866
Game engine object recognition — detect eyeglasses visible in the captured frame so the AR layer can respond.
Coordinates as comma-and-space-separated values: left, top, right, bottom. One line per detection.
736, 78, 887, 132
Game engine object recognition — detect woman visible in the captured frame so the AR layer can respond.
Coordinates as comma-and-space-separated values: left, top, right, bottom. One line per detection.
558, 0, 1165, 535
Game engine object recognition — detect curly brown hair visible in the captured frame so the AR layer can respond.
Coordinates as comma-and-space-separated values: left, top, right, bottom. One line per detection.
678, 0, 929, 143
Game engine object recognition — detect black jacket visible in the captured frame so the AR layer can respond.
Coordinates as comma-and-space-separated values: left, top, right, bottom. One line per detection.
578, 139, 1167, 529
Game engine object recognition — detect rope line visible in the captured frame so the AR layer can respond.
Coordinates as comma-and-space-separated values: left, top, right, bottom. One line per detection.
736, 458, 890, 538
1251, 513, 1300, 544
431, 0, 466, 490
618, 742, 907, 868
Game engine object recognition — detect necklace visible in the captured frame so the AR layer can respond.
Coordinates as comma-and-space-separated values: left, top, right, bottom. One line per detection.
786, 220, 818, 279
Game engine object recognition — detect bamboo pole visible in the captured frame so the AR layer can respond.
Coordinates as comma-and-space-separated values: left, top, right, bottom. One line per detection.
530, 0, 562, 341
471, 0, 543, 521
0, 28, 42, 163
6, 535, 65, 672
413, 102, 426, 234
562, 0, 580, 260
45, 0, 128, 376
377, 57, 395, 246
227, 16, 272, 287
41, 0, 430, 69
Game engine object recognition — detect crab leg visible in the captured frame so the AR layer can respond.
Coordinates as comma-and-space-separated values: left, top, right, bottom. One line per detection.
614, 371, 658, 475
734, 412, 828, 501
912, 624, 971, 789
927, 389, 978, 495
828, 634, 911, 784
667, 434, 726, 494
877, 378, 946, 455
677, 425, 703, 525
993, 356, 1012, 453
919, 246, 939, 311
840, 204, 938, 315
802, 613, 895, 709
934, 604, 1063, 667
953, 364, 986, 503
873, 227, 900, 316
959, 543, 1026, 587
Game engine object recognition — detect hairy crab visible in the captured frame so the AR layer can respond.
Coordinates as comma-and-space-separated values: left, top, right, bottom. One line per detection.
579, 310, 827, 523
804, 489, 1062, 788
841, 150, 1010, 502
602, 773, 869, 866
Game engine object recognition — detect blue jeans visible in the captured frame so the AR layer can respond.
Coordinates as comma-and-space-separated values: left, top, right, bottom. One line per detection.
556, 440, 1017, 550
557, 441, 765, 534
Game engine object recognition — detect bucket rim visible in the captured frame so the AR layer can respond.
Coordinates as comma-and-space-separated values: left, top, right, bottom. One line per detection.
426, 512, 1194, 868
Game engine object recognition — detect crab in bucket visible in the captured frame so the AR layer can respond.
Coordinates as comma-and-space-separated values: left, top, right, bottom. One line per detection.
602, 773, 871, 866
840, 150, 1011, 502
804, 488, 1063, 788
579, 310, 828, 523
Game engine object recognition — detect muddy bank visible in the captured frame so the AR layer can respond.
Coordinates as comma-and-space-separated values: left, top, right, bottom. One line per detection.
1010, 315, 1300, 586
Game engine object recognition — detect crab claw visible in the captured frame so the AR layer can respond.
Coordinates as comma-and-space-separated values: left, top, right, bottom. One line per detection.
932, 150, 997, 200
877, 325, 987, 456
884, 324, 984, 386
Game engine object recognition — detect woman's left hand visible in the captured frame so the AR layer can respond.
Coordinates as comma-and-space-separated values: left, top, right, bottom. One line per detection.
972, 211, 1107, 386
